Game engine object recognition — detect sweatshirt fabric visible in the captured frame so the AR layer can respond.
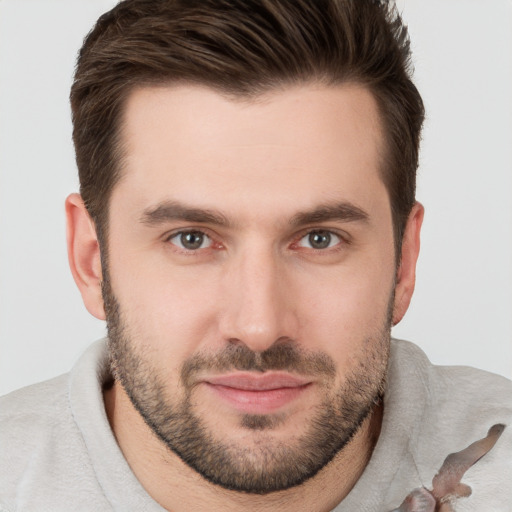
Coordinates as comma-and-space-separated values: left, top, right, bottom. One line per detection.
1, 338, 511, 512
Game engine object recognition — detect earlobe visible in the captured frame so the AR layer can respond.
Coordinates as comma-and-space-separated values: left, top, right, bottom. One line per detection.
392, 202, 424, 325
65, 193, 106, 320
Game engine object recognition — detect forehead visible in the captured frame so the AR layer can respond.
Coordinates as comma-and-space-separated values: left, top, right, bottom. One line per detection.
114, 83, 388, 221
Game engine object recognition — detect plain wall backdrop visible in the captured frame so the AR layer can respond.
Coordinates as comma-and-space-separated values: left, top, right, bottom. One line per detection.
0, 0, 511, 396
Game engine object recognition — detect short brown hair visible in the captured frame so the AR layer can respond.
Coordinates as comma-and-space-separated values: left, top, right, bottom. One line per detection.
71, 0, 424, 251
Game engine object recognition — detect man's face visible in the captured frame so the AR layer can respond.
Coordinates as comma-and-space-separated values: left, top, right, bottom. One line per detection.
103, 84, 397, 493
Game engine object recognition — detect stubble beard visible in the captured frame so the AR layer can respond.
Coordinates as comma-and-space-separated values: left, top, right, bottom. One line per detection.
102, 273, 391, 494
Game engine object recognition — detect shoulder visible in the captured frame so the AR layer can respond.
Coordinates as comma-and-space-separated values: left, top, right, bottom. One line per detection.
0, 374, 74, 510
0, 371, 69, 417
389, 339, 512, 511
0, 341, 113, 511
0, 373, 71, 454
391, 338, 512, 406
389, 339, 512, 459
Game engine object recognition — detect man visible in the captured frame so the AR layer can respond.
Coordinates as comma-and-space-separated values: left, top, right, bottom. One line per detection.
0, 1, 510, 511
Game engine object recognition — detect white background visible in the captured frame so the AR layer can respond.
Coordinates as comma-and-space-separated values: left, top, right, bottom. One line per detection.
0, 0, 511, 396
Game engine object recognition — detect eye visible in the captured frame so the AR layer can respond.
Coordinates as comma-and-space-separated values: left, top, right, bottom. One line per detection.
167, 230, 212, 251
297, 230, 342, 250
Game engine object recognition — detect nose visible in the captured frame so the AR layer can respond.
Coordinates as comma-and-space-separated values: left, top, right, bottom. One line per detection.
219, 245, 298, 353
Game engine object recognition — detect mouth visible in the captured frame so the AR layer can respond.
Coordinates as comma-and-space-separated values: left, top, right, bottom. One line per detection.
202, 373, 313, 415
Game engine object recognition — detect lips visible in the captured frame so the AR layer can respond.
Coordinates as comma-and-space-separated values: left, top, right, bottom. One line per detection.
203, 372, 312, 414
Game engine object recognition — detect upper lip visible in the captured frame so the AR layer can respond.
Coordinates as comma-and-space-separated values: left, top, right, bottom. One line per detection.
203, 372, 312, 391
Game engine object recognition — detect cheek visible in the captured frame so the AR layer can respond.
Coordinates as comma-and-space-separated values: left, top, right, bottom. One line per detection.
109, 253, 225, 364
295, 258, 395, 352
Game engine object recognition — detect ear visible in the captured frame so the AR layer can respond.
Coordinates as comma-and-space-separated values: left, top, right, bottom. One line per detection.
65, 193, 106, 320
392, 202, 424, 325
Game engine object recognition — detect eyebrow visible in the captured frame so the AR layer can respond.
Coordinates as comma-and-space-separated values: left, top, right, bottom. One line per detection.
140, 200, 369, 228
289, 202, 370, 227
140, 201, 231, 227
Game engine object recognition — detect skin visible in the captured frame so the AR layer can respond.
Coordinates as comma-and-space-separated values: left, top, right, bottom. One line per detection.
66, 84, 423, 511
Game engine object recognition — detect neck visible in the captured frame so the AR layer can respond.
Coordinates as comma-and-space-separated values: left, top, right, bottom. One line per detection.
104, 381, 382, 512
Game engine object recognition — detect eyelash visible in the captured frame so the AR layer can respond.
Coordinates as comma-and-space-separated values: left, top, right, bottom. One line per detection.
164, 230, 217, 254
292, 230, 346, 252
164, 228, 349, 255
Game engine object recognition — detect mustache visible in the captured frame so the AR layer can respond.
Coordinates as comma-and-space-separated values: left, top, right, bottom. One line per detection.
181, 339, 336, 386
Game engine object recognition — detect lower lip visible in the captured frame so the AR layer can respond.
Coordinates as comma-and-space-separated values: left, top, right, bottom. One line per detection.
205, 383, 310, 414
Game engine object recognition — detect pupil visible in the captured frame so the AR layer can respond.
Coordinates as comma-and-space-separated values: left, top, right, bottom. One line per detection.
309, 231, 331, 249
181, 231, 203, 249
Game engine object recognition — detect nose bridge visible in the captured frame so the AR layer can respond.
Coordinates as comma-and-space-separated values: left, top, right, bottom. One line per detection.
221, 241, 294, 351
